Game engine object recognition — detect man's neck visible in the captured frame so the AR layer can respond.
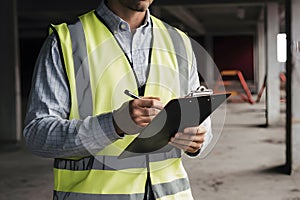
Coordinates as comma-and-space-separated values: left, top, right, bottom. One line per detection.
106, 1, 147, 30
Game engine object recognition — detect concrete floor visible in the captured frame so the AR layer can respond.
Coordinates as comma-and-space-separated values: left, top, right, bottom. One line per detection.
1, 101, 300, 200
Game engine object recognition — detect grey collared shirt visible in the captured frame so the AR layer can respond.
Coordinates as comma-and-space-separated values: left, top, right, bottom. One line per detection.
23, 2, 202, 158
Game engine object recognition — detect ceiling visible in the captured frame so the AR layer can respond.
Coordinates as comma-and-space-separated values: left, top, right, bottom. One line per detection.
17, 0, 284, 38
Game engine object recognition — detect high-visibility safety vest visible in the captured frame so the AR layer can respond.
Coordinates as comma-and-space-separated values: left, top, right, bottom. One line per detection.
50, 10, 195, 200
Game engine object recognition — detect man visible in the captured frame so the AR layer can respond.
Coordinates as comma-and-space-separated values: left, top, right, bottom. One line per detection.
23, 0, 212, 199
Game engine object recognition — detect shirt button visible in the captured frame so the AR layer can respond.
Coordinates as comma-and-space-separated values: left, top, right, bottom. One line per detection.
120, 23, 127, 30
113, 30, 118, 34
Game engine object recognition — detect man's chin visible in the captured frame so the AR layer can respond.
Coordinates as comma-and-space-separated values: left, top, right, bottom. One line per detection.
132, 0, 153, 11
133, 3, 150, 12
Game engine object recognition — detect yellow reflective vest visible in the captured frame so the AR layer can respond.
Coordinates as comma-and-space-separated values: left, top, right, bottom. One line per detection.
51, 10, 195, 200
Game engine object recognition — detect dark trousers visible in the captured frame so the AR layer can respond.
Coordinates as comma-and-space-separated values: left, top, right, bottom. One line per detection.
143, 172, 155, 200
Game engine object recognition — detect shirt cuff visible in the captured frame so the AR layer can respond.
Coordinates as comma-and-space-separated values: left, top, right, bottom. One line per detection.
96, 112, 124, 141
185, 149, 201, 157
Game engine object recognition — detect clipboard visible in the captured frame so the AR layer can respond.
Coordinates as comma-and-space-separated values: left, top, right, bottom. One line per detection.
118, 93, 231, 159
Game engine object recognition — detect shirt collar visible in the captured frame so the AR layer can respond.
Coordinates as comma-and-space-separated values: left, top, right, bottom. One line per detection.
95, 1, 151, 34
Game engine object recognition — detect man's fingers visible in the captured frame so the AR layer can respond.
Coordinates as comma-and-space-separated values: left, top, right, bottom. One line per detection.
128, 97, 164, 127
173, 132, 204, 143
132, 115, 157, 126
169, 126, 207, 153
170, 135, 204, 148
183, 126, 206, 135
141, 96, 161, 101
129, 97, 163, 126
131, 107, 161, 117
168, 142, 187, 151
134, 98, 164, 110
169, 141, 200, 153
142, 107, 161, 116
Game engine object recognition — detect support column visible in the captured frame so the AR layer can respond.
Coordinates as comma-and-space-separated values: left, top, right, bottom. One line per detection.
191, 34, 216, 89
255, 21, 266, 99
190, 34, 215, 88
266, 3, 281, 125
255, 19, 266, 97
204, 34, 215, 88
287, 0, 300, 174
0, 0, 21, 145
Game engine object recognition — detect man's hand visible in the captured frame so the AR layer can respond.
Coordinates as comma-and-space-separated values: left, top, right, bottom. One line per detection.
113, 97, 163, 135
129, 97, 164, 127
169, 126, 207, 154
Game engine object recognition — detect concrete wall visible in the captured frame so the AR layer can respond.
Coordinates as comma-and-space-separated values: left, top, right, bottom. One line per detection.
0, 0, 21, 143
290, 0, 300, 174
266, 3, 281, 126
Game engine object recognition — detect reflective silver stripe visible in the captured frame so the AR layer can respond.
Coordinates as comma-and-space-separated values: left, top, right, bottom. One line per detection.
149, 147, 181, 162
68, 21, 93, 119
152, 177, 191, 199
54, 155, 147, 170
53, 191, 144, 200
54, 156, 95, 170
54, 149, 181, 171
164, 23, 190, 96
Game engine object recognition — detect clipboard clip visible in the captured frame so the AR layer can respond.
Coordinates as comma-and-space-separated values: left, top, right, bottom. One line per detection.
185, 86, 213, 97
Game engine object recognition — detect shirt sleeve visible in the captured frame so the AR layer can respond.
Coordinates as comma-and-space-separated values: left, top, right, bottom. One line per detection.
23, 34, 122, 158
185, 52, 213, 158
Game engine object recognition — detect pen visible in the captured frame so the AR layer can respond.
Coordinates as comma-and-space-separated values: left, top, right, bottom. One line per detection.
124, 89, 141, 99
